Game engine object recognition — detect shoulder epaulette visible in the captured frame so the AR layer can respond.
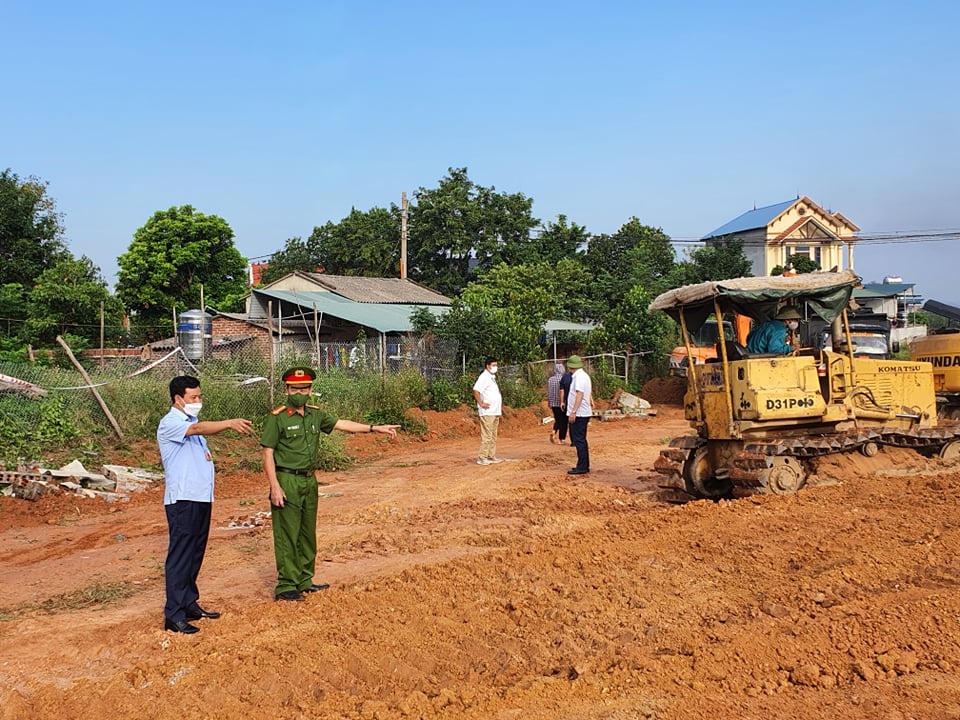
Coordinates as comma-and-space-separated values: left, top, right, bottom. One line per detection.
271, 405, 288, 415
305, 403, 321, 409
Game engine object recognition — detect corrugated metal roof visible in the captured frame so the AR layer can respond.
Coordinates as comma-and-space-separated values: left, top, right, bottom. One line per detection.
299, 273, 451, 305
861, 282, 915, 296
852, 288, 890, 299
701, 199, 796, 239
254, 288, 448, 333
543, 320, 596, 333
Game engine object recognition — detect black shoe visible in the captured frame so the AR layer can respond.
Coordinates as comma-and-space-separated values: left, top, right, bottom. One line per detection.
274, 590, 305, 602
567, 468, 590, 475
186, 605, 221, 620
164, 618, 200, 634
302, 583, 330, 593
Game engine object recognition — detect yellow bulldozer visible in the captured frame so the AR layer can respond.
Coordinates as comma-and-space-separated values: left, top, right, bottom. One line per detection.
910, 299, 960, 420
649, 269, 960, 500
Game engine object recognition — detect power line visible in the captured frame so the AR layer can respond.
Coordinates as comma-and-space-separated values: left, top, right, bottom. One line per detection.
671, 231, 960, 247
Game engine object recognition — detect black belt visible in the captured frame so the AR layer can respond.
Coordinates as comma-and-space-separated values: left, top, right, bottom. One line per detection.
275, 466, 313, 477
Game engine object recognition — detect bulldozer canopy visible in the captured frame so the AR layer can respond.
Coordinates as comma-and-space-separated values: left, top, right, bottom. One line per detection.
648, 269, 861, 332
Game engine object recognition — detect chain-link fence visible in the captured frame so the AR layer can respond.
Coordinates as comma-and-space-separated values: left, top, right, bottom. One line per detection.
0, 332, 466, 460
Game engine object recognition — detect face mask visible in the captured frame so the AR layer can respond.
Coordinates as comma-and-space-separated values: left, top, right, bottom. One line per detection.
787, 321, 799, 331
287, 392, 309, 408
489, 366, 498, 374
182, 402, 202, 417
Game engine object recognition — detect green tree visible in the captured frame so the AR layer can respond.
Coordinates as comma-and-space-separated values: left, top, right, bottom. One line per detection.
0, 283, 27, 337
582, 218, 676, 316
463, 262, 559, 323
669, 238, 753, 286
263, 206, 401, 284
116, 206, 248, 333
590, 284, 673, 377
261, 236, 319, 285
429, 299, 543, 367
407, 168, 539, 295
772, 254, 820, 275
0, 169, 68, 290
530, 215, 589, 264
314, 206, 400, 277
23, 256, 122, 345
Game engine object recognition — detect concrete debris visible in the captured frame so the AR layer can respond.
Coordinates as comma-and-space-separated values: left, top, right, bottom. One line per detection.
598, 389, 653, 422
613, 389, 652, 416
0, 372, 47, 398
0, 460, 163, 502
102, 465, 163, 493
224, 511, 271, 529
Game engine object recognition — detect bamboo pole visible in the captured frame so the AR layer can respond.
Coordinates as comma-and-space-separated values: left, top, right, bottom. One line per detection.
267, 301, 275, 407
99, 301, 105, 370
56, 335, 124, 440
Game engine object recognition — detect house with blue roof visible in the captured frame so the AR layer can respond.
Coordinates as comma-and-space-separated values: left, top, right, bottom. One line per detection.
702, 196, 859, 277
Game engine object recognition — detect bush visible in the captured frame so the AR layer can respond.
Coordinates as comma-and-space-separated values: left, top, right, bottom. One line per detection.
590, 358, 628, 399
428, 378, 461, 411
0, 395, 82, 467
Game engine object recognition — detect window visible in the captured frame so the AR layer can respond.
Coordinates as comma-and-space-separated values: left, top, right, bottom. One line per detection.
787, 245, 821, 265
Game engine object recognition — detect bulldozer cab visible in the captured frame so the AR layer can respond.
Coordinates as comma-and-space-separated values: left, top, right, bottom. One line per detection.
649, 271, 945, 500
648, 270, 937, 440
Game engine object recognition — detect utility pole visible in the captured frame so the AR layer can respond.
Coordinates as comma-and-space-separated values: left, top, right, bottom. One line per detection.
400, 191, 408, 279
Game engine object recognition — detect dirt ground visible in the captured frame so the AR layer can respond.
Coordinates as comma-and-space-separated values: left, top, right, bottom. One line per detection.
2, 378, 959, 720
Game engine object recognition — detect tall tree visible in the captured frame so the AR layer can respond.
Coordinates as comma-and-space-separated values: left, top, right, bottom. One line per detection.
407, 168, 539, 296
669, 238, 753, 286
23, 256, 122, 345
531, 214, 590, 264
0, 169, 68, 289
262, 206, 401, 284
314, 206, 400, 277
116, 205, 248, 332
582, 218, 676, 315
261, 236, 320, 285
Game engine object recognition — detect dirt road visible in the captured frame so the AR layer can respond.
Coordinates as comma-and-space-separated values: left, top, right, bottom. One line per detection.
2, 388, 959, 719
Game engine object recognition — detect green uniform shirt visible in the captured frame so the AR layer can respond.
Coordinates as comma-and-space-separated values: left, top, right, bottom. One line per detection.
260, 405, 338, 470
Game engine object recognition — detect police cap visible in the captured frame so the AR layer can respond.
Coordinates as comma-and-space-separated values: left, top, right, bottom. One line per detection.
282, 366, 316, 385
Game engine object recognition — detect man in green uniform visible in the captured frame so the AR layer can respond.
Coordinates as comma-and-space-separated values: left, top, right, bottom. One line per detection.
261, 366, 399, 601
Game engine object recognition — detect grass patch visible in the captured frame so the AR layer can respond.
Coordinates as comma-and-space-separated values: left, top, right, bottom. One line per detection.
0, 580, 140, 621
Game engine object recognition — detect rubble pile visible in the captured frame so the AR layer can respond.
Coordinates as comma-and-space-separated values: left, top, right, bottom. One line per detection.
0, 460, 163, 502
599, 388, 654, 421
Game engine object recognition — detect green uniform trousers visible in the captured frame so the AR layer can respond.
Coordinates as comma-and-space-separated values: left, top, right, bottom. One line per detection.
271, 470, 319, 595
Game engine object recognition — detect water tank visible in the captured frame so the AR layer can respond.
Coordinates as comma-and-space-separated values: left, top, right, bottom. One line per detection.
177, 309, 213, 360
883, 275, 903, 284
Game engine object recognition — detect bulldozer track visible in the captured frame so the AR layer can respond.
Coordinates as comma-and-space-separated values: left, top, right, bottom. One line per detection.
655, 424, 960, 497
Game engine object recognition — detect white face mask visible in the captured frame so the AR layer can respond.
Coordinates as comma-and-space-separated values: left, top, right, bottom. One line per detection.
489, 366, 498, 374
182, 402, 202, 417
786, 321, 799, 331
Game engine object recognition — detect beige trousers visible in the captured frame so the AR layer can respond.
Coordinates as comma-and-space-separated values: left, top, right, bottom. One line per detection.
478, 415, 500, 460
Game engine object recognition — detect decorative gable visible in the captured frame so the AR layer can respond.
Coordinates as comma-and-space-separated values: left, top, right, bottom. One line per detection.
702, 196, 859, 277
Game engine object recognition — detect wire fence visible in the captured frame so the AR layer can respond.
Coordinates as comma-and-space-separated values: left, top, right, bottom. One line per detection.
0, 336, 663, 467
0, 334, 464, 452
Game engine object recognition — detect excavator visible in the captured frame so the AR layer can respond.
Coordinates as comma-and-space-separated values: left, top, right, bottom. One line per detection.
910, 299, 960, 420
649, 269, 960, 500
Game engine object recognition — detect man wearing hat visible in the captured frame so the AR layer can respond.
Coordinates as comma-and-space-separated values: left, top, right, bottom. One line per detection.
745, 306, 801, 355
565, 355, 593, 475
261, 365, 399, 601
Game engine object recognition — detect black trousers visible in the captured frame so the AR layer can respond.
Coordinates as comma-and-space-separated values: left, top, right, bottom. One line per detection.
551, 406, 569, 440
569, 416, 590, 471
164, 500, 211, 622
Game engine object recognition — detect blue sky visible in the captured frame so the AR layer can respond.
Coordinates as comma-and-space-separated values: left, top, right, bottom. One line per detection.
3, 1, 959, 303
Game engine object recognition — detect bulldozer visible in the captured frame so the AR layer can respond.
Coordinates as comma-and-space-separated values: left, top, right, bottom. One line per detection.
649, 269, 960, 500
910, 299, 960, 420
